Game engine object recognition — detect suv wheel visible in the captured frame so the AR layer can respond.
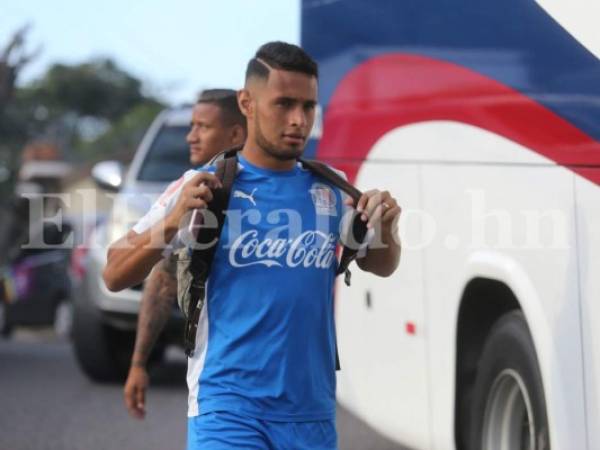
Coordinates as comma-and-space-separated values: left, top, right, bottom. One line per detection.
72, 294, 134, 382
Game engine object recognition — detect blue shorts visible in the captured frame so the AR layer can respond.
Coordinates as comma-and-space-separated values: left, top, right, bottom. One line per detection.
187, 411, 338, 450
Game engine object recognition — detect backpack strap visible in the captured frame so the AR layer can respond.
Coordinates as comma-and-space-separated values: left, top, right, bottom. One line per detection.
188, 152, 237, 275
208, 144, 244, 166
298, 158, 369, 286
183, 152, 238, 356
299, 158, 368, 372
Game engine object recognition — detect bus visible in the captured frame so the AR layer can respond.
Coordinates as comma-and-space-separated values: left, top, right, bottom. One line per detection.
301, 1, 600, 449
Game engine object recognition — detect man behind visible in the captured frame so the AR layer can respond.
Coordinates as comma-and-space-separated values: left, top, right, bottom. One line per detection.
105, 42, 401, 449
123, 89, 246, 419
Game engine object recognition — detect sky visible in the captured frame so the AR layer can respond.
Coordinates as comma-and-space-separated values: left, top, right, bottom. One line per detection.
1, 0, 301, 105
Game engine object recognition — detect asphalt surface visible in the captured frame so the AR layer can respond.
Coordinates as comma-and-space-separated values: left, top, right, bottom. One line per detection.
0, 330, 408, 450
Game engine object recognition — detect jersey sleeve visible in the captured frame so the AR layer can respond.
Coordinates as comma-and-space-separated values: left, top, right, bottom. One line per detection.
132, 166, 219, 234
131, 167, 217, 257
132, 170, 191, 234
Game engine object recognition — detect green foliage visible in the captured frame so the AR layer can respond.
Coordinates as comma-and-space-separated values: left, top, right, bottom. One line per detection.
33, 58, 146, 121
0, 26, 167, 203
76, 100, 164, 162
9, 58, 165, 163
0, 25, 38, 203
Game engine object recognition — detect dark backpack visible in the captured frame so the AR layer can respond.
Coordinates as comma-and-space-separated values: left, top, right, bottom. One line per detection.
178, 149, 369, 368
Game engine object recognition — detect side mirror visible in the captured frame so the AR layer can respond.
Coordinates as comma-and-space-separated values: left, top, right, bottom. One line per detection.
91, 161, 124, 192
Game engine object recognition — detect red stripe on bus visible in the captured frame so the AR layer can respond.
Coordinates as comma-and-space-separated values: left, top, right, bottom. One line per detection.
316, 53, 600, 186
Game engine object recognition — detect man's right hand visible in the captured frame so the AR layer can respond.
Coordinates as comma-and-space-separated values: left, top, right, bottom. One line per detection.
165, 172, 222, 230
124, 366, 149, 419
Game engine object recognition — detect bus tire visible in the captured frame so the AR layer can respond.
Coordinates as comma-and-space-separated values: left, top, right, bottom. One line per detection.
468, 310, 550, 450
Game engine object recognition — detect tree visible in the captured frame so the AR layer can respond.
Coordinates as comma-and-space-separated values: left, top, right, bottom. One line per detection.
0, 24, 38, 113
15, 57, 164, 162
0, 25, 38, 203
0, 26, 165, 169
33, 58, 147, 121
76, 101, 164, 162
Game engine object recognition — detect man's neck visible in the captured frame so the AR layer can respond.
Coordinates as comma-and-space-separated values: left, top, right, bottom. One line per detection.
240, 142, 297, 171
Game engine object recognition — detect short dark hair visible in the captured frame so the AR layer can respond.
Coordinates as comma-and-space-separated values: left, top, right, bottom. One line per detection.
196, 89, 246, 129
245, 41, 318, 82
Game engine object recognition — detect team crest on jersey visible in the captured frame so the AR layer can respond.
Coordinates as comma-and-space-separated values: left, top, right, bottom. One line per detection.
309, 183, 337, 216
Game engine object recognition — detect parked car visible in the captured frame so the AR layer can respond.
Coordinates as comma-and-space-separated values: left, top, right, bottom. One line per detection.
0, 221, 73, 337
72, 107, 192, 381
0, 161, 75, 338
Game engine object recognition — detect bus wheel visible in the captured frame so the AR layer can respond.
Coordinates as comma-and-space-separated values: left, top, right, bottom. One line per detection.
469, 311, 550, 450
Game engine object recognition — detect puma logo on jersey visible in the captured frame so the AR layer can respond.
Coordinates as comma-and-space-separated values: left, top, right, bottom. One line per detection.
233, 188, 258, 206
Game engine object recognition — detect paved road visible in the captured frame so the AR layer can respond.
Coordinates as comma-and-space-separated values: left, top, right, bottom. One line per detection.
0, 331, 408, 450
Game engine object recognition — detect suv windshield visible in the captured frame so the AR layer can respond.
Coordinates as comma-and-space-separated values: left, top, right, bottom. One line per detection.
137, 126, 190, 182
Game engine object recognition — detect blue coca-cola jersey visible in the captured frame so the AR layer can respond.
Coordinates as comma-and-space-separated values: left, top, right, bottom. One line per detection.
135, 153, 347, 421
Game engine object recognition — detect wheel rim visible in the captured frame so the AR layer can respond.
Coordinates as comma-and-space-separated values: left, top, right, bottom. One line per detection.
482, 368, 535, 450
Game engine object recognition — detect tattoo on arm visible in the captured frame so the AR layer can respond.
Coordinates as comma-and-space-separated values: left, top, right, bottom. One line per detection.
131, 258, 177, 367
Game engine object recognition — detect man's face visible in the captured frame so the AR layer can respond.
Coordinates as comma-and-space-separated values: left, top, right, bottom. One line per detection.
186, 102, 237, 166
252, 69, 317, 161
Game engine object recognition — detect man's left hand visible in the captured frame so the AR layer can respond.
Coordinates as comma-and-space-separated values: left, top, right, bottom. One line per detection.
344, 189, 402, 233
345, 189, 402, 277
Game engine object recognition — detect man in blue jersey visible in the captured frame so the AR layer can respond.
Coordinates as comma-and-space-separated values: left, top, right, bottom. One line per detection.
104, 41, 401, 449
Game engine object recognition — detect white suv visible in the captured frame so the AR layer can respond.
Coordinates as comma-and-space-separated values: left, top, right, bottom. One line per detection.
72, 107, 192, 382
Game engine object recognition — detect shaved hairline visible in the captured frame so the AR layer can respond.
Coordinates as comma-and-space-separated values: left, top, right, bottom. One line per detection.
244, 59, 318, 100
256, 58, 273, 71
245, 58, 273, 88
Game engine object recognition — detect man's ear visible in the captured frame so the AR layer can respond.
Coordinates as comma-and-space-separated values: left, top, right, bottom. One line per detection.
230, 124, 246, 146
238, 89, 253, 119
